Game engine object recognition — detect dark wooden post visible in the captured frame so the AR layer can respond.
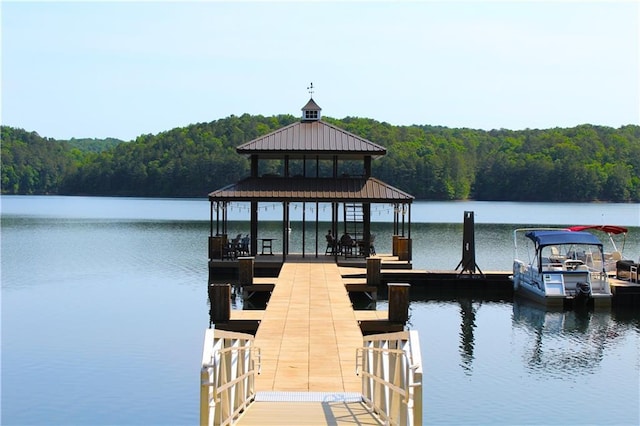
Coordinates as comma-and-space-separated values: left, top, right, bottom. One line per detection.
392, 235, 400, 256
455, 211, 484, 277
238, 256, 254, 287
209, 235, 222, 260
367, 257, 382, 287
397, 237, 410, 261
250, 201, 258, 257
250, 155, 258, 177
364, 156, 372, 178
363, 203, 371, 257
208, 283, 231, 324
388, 283, 410, 324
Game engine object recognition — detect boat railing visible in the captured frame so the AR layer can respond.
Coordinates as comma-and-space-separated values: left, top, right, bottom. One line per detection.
588, 270, 610, 293
513, 227, 564, 260
200, 328, 261, 426
356, 330, 423, 426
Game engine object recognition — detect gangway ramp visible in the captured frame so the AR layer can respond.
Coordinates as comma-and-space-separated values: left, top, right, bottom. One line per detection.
237, 392, 382, 425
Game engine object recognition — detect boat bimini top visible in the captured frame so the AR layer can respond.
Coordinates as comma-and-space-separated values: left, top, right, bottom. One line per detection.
525, 230, 603, 249
566, 225, 628, 235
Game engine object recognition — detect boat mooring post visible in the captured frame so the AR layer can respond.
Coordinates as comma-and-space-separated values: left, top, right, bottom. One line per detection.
208, 283, 231, 325
367, 257, 382, 287
388, 283, 410, 324
238, 256, 254, 287
455, 211, 485, 278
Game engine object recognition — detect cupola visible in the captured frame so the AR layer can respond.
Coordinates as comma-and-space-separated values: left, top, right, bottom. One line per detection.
301, 82, 321, 122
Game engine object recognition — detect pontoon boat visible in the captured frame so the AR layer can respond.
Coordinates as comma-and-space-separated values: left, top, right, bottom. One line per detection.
512, 228, 612, 307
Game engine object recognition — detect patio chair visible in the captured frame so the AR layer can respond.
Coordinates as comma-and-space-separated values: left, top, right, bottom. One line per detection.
224, 234, 242, 259
340, 233, 355, 256
325, 234, 337, 255
239, 235, 250, 256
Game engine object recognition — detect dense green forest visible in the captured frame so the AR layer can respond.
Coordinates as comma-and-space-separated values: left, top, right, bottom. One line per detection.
63, 137, 124, 153
2, 116, 639, 202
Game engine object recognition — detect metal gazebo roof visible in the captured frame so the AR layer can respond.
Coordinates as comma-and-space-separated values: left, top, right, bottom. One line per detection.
208, 177, 413, 203
235, 120, 387, 159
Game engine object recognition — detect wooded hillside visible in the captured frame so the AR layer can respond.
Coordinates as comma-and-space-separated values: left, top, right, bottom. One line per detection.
2, 116, 639, 201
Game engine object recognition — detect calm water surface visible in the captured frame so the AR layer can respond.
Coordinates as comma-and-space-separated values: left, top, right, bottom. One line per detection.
2, 196, 639, 425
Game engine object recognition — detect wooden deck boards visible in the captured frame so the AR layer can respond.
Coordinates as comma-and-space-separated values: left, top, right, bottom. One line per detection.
253, 262, 364, 393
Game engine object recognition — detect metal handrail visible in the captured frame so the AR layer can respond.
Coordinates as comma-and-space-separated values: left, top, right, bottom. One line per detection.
356, 331, 423, 426
200, 329, 261, 426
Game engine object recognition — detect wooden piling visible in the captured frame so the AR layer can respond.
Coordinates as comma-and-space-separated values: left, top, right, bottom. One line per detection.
209, 235, 226, 260
397, 237, 411, 261
392, 235, 400, 256
366, 257, 382, 287
208, 283, 231, 323
388, 282, 410, 324
238, 256, 254, 287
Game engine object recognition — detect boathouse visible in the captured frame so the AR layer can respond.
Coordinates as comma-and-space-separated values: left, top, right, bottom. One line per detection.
207, 93, 414, 269
202, 93, 423, 424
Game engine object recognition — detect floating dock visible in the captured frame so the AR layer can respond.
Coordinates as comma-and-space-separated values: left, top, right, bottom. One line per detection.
203, 258, 422, 425
610, 276, 640, 306
209, 253, 640, 306
202, 254, 639, 425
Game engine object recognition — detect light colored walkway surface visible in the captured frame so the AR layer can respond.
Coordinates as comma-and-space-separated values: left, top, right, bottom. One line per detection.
253, 262, 364, 393
237, 401, 382, 425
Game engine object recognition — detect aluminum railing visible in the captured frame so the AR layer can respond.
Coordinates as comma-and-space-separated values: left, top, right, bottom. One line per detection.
356, 330, 423, 426
200, 328, 261, 426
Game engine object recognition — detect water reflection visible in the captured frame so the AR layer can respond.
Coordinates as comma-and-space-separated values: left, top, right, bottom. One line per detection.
458, 298, 478, 374
512, 298, 622, 376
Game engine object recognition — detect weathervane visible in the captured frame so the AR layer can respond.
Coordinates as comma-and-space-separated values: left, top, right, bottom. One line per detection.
307, 82, 314, 98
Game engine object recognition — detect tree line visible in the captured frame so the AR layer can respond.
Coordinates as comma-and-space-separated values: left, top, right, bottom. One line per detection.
2, 116, 639, 202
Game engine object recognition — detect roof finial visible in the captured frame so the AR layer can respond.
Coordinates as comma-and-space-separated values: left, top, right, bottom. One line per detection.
307, 82, 314, 98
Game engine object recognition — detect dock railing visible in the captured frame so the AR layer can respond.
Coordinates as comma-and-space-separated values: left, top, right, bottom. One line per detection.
357, 330, 423, 426
200, 328, 261, 426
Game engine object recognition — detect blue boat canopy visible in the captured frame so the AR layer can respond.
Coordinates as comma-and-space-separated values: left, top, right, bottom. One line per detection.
525, 230, 603, 247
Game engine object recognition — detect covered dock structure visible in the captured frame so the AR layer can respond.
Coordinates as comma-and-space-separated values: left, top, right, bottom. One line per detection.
207, 95, 414, 268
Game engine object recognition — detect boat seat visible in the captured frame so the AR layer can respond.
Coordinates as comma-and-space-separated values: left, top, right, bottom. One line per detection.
564, 259, 584, 271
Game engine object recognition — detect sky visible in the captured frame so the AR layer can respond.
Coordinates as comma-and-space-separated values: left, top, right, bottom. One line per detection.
1, 0, 639, 141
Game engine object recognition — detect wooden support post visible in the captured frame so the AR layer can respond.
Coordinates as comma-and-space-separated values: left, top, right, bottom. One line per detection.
238, 256, 254, 287
388, 283, 410, 324
392, 235, 400, 256
208, 283, 231, 324
455, 211, 484, 277
367, 257, 382, 287
397, 237, 411, 261
209, 235, 226, 260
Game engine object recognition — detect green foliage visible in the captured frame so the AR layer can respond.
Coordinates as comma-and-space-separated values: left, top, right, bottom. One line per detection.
1, 127, 78, 194
58, 114, 297, 197
2, 118, 639, 202
63, 137, 125, 153
472, 125, 640, 202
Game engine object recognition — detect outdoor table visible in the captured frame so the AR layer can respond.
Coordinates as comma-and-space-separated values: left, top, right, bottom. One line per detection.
259, 238, 274, 255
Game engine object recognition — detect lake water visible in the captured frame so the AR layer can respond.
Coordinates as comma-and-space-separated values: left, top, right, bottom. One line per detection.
2, 196, 639, 425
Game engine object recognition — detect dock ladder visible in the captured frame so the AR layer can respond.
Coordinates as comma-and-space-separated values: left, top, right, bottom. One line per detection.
344, 203, 364, 240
